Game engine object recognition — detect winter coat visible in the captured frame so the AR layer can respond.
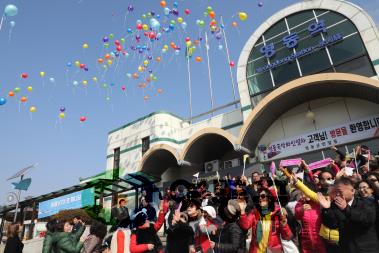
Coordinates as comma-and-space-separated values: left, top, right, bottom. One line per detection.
295, 199, 326, 253
42, 231, 55, 253
214, 221, 247, 253
110, 228, 131, 253
321, 197, 379, 253
240, 207, 292, 253
129, 210, 165, 253
50, 225, 85, 253
81, 234, 101, 253
166, 221, 194, 253
4, 235, 23, 253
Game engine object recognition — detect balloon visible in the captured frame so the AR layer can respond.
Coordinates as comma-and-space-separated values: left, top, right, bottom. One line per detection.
29, 106, 36, 113
127, 5, 134, 12
79, 63, 85, 69
82, 80, 88, 86
110, 83, 116, 87
218, 44, 223, 50
106, 96, 111, 101
116, 45, 122, 51
59, 112, 65, 119
209, 11, 215, 19
127, 28, 132, 34
172, 8, 179, 16
10, 21, 15, 27
185, 9, 190, 15
40, 71, 45, 77
4, 4, 18, 17
8, 91, 14, 97
232, 21, 238, 27
126, 73, 132, 78
121, 85, 126, 91
59, 106, 66, 112
150, 18, 160, 30
133, 73, 139, 79
82, 43, 89, 49
73, 81, 79, 86
177, 17, 183, 23
27, 86, 33, 92
98, 58, 104, 63
49, 77, 55, 83
239, 12, 248, 21
80, 116, 87, 122
143, 95, 149, 101
160, 1, 166, 7
198, 20, 205, 27
75, 61, 80, 67
0, 98, 6, 105
156, 57, 161, 62
105, 54, 110, 59
103, 36, 109, 42
104, 43, 109, 48
102, 83, 108, 88
109, 33, 114, 39
164, 7, 170, 16
195, 56, 202, 62
143, 60, 149, 66
170, 20, 176, 26
14, 87, 21, 93
207, 6, 213, 13
148, 31, 156, 39
92, 77, 98, 82
215, 33, 222, 40
229, 61, 235, 67
157, 88, 163, 93
107, 60, 113, 65
173, 2, 178, 7
258, 2, 264, 7
181, 22, 187, 29
21, 73, 28, 79
142, 24, 148, 30
20, 96, 27, 103
120, 38, 125, 44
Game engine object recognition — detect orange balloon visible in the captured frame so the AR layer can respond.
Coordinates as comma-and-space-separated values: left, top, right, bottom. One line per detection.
105, 54, 110, 59
8, 91, 15, 97
143, 95, 149, 101
232, 21, 238, 27
98, 58, 104, 63
133, 73, 139, 79
210, 19, 217, 26
20, 96, 27, 103
195, 56, 202, 62
156, 57, 161, 62
146, 77, 151, 83
170, 42, 176, 49
157, 88, 163, 93
194, 40, 200, 46
209, 11, 215, 19
138, 83, 147, 88
160, 1, 166, 7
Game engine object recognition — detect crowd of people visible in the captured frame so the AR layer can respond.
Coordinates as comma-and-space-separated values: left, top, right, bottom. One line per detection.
4, 145, 379, 253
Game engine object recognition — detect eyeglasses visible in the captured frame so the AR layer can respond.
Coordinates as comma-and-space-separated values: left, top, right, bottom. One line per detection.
259, 194, 267, 199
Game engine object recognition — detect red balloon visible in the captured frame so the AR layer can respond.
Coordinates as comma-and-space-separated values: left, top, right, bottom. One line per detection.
144, 31, 148, 37
185, 37, 191, 42
149, 32, 156, 39
80, 116, 86, 122
136, 23, 143, 30
21, 73, 28, 79
79, 63, 85, 69
116, 45, 122, 51
114, 40, 120, 46
184, 9, 190, 15
229, 61, 235, 67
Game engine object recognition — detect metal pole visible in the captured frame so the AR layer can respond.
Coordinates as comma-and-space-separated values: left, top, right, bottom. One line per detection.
220, 16, 238, 107
13, 175, 23, 223
205, 32, 215, 114
186, 55, 193, 121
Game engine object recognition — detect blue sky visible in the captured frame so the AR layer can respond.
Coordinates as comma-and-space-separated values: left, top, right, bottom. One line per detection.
0, 0, 378, 205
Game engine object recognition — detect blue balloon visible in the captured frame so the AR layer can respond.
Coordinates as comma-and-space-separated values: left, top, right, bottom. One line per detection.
0, 97, 7, 106
127, 28, 133, 34
218, 44, 223, 50
164, 7, 170, 16
9, 21, 16, 27
173, 2, 178, 7
73, 81, 79, 86
126, 73, 132, 78
156, 14, 160, 19
181, 22, 187, 29
4, 4, 18, 17
149, 18, 160, 31
174, 49, 180, 55
103, 36, 109, 42
66, 62, 72, 67
110, 83, 116, 86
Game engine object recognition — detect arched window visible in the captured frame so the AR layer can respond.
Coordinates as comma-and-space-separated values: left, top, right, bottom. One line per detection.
246, 9, 376, 97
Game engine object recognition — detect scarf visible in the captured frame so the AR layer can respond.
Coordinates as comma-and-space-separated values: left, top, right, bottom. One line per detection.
256, 206, 270, 243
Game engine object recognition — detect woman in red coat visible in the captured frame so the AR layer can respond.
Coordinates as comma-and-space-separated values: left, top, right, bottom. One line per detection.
295, 194, 326, 253
239, 188, 293, 253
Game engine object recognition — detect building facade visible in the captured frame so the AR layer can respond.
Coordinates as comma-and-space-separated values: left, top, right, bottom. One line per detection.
105, 0, 379, 188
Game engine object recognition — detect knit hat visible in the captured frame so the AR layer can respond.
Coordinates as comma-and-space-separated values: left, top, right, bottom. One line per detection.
224, 199, 241, 219
202, 206, 217, 219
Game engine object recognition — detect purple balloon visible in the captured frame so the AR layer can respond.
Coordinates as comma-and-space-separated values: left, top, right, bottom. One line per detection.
84, 67, 89, 71
127, 5, 134, 12
216, 33, 222, 40
147, 47, 151, 51
131, 45, 136, 50
135, 35, 141, 40
258, 2, 263, 7
150, 11, 155, 16
147, 56, 153, 60
138, 49, 143, 53
103, 36, 109, 42
149, 70, 153, 73
59, 106, 66, 112
172, 8, 179, 16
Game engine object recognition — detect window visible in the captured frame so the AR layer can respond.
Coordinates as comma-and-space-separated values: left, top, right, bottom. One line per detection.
247, 9, 376, 98
113, 147, 120, 180
142, 136, 150, 155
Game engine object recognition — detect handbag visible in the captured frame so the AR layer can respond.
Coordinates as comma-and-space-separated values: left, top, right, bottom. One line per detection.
280, 236, 299, 253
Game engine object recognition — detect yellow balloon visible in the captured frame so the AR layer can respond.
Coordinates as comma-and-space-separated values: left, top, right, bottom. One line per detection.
59, 112, 65, 119
163, 45, 168, 50
143, 60, 149, 66
138, 66, 144, 72
177, 17, 183, 23
29, 106, 36, 113
39, 71, 45, 77
75, 61, 80, 67
186, 41, 192, 47
82, 80, 88, 86
92, 77, 98, 82
27, 86, 33, 92
239, 12, 248, 21
142, 24, 149, 30
82, 43, 89, 49
107, 59, 113, 65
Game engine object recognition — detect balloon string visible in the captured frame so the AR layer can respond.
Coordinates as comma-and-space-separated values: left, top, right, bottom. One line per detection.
0, 15, 5, 32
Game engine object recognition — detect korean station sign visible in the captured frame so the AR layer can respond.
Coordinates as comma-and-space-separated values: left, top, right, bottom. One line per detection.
38, 188, 95, 218
259, 114, 379, 161
256, 20, 343, 73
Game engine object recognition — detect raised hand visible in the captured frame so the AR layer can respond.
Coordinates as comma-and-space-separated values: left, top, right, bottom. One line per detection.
317, 192, 331, 209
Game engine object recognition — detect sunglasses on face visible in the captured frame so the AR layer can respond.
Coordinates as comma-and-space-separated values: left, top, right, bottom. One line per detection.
259, 194, 267, 199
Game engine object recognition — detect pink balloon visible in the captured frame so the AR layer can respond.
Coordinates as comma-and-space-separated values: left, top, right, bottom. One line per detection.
121, 85, 126, 91
80, 116, 86, 122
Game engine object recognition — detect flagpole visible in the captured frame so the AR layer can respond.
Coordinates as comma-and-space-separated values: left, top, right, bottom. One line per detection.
186, 54, 193, 121
205, 32, 214, 115
220, 16, 238, 107
270, 174, 284, 216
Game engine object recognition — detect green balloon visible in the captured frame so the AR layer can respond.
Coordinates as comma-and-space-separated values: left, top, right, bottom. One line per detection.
104, 43, 109, 48
170, 20, 176, 25
4, 4, 18, 17
120, 38, 126, 44
199, 20, 205, 27
14, 87, 21, 93
109, 33, 114, 39
102, 83, 108, 88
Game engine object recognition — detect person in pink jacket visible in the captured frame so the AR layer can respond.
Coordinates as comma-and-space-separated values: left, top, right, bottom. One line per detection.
295, 194, 326, 253
239, 188, 293, 253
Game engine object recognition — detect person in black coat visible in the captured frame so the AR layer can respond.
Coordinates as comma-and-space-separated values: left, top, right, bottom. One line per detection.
212, 199, 247, 253
166, 211, 194, 253
4, 223, 24, 253
319, 177, 379, 253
